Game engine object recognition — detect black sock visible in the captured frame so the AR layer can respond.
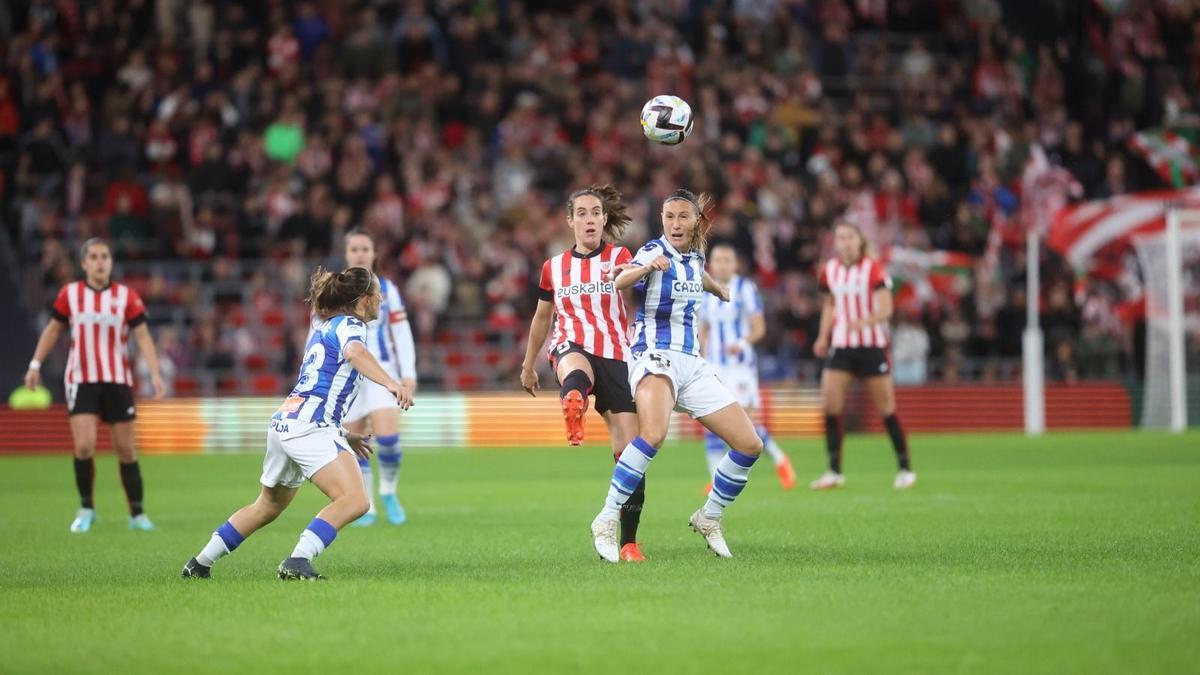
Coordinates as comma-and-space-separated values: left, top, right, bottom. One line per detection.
560, 369, 592, 399
74, 457, 95, 509
619, 476, 645, 546
824, 414, 843, 474
883, 415, 911, 471
119, 461, 144, 516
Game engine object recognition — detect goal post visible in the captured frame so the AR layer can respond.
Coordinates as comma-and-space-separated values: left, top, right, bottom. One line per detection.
1134, 209, 1200, 432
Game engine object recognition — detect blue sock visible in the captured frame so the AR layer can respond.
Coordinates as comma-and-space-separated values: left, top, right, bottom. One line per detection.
704, 450, 759, 516
376, 433, 402, 495
601, 437, 657, 519
292, 517, 337, 560
196, 520, 244, 566
704, 431, 727, 478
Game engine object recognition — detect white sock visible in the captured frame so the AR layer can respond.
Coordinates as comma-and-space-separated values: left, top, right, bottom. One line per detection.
196, 521, 244, 567
600, 437, 657, 520
757, 425, 786, 465
291, 529, 326, 560
195, 534, 229, 567
377, 443, 401, 496
358, 459, 376, 514
703, 450, 759, 517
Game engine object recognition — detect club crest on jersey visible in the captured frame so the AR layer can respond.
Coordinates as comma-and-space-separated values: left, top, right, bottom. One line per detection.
600, 261, 613, 274
557, 281, 615, 298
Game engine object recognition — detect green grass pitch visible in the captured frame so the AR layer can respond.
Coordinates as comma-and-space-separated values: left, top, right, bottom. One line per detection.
0, 431, 1197, 674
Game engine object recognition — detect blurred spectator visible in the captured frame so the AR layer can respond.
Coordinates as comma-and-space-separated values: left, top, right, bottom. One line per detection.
892, 310, 931, 385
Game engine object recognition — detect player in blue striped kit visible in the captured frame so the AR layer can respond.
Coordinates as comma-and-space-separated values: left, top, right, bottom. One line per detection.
699, 243, 796, 491
590, 189, 764, 561
341, 229, 417, 527
182, 267, 413, 580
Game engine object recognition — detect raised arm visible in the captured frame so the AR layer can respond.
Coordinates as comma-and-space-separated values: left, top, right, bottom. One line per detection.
520, 299, 556, 396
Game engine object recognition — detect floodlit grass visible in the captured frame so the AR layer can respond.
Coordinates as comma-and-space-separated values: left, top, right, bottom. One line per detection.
0, 431, 1197, 674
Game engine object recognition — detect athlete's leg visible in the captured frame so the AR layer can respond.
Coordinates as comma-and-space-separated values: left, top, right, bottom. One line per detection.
688, 402, 763, 557
189, 483, 299, 572
591, 374, 673, 562
342, 416, 376, 523
865, 374, 913, 474
556, 352, 594, 445
69, 414, 99, 511
369, 407, 405, 524
605, 411, 644, 548
821, 369, 853, 474
109, 421, 149, 520
597, 375, 671, 517
696, 403, 763, 514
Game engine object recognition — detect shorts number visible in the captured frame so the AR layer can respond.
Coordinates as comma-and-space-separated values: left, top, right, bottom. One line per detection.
556, 342, 571, 355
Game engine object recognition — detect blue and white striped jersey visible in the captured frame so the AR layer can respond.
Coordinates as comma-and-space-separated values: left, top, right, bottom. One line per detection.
363, 275, 416, 379
700, 275, 763, 367
629, 238, 707, 357
274, 314, 367, 426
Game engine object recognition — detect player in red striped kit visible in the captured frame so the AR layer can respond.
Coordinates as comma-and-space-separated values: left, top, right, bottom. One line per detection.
24, 238, 166, 532
811, 222, 916, 491
520, 185, 647, 562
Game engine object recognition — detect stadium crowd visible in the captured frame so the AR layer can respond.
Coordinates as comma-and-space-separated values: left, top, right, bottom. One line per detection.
3, 0, 1197, 392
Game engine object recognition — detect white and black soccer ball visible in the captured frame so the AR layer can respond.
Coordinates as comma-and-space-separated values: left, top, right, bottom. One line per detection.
640, 95, 694, 145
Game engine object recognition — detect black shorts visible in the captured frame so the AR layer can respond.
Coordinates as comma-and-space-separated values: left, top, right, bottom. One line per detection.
67, 383, 137, 423
550, 342, 636, 415
826, 347, 891, 378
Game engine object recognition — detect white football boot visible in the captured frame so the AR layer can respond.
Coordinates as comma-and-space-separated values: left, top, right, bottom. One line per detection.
809, 470, 846, 491
688, 508, 732, 558
894, 470, 917, 490
590, 514, 619, 563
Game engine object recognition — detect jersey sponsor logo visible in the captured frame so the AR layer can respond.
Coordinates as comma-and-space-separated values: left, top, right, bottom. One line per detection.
277, 396, 304, 413
556, 281, 616, 298
671, 280, 705, 297
72, 311, 126, 328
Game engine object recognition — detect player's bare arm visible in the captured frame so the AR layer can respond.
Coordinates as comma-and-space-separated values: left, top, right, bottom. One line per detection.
520, 299, 555, 396
345, 341, 412, 410
132, 324, 166, 400
24, 318, 65, 390
814, 293, 835, 359
613, 255, 668, 291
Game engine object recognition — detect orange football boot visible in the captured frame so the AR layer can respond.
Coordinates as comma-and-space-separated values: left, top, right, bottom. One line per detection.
776, 455, 797, 490
619, 542, 646, 562
561, 389, 587, 446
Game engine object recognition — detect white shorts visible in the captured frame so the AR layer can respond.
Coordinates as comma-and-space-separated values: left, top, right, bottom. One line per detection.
343, 378, 397, 423
629, 349, 738, 419
261, 418, 351, 489
713, 363, 761, 409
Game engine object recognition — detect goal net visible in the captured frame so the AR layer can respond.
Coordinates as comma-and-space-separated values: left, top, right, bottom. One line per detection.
1132, 210, 1200, 430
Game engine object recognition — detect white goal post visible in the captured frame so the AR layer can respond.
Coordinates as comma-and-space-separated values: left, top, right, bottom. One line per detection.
1134, 209, 1200, 432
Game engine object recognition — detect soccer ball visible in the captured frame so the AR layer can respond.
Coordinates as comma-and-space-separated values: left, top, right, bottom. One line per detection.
640, 95, 694, 145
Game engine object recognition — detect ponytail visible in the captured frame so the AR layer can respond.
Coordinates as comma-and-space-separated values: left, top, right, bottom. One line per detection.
567, 184, 632, 242
663, 188, 714, 257
307, 266, 375, 319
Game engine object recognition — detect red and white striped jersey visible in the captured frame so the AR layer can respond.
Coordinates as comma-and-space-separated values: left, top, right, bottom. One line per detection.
537, 243, 632, 361
50, 281, 148, 386
818, 256, 893, 349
